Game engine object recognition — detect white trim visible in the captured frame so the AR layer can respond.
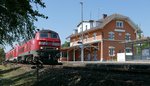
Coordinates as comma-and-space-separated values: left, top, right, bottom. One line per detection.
84, 40, 102, 45
109, 46, 115, 48
115, 29, 125, 32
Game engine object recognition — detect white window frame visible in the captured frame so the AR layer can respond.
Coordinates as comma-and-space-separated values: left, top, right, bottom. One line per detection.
108, 32, 114, 40
109, 46, 115, 56
116, 21, 124, 28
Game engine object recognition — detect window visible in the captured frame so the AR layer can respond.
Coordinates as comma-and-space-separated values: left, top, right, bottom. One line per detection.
51, 32, 58, 38
125, 33, 131, 41
40, 33, 48, 38
80, 27, 82, 32
108, 32, 114, 40
109, 47, 115, 56
93, 33, 97, 40
85, 25, 88, 30
126, 47, 132, 53
116, 21, 123, 28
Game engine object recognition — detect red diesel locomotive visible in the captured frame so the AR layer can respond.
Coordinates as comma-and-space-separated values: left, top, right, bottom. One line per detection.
5, 29, 61, 64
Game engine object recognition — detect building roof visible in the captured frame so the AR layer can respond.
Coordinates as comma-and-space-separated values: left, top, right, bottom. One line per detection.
67, 13, 141, 39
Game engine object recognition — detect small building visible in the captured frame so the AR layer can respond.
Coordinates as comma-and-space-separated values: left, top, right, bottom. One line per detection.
61, 14, 141, 61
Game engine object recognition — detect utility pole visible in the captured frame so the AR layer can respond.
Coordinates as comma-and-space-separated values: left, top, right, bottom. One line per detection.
80, 2, 84, 62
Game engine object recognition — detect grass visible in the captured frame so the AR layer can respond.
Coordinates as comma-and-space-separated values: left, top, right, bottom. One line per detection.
0, 64, 11, 70
0, 64, 37, 86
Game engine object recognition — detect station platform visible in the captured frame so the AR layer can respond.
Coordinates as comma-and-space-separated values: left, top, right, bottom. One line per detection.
62, 61, 150, 73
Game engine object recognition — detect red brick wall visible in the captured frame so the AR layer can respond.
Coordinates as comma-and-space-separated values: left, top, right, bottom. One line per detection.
69, 19, 137, 61
102, 20, 136, 40
101, 20, 136, 60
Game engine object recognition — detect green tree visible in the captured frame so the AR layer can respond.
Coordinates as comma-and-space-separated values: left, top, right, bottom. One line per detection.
0, 0, 47, 45
0, 48, 5, 63
61, 41, 70, 48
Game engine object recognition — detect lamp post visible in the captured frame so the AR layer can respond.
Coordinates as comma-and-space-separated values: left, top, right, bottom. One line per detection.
80, 2, 84, 62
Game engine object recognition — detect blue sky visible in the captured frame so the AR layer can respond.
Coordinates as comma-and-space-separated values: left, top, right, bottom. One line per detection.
4, 0, 150, 52
35, 0, 150, 43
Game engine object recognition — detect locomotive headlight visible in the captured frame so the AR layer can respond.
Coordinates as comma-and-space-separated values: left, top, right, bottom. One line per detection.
40, 47, 43, 49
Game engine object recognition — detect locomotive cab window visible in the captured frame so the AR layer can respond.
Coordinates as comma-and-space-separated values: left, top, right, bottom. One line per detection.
51, 33, 58, 38
40, 33, 48, 38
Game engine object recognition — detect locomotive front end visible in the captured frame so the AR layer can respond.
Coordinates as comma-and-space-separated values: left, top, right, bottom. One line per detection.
36, 30, 61, 64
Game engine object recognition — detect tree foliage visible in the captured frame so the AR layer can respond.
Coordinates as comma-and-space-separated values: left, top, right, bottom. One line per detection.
61, 41, 70, 48
0, 48, 5, 63
0, 0, 47, 45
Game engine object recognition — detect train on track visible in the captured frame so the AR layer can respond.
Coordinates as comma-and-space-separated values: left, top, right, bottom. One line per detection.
5, 29, 61, 64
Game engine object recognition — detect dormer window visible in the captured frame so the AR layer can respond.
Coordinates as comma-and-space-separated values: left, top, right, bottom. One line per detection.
85, 25, 88, 30
116, 21, 123, 28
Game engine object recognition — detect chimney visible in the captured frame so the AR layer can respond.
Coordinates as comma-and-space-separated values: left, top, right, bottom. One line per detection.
103, 14, 107, 19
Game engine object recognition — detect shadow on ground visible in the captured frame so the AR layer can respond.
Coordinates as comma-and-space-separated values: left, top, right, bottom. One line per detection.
1, 63, 150, 86
32, 67, 150, 86
0, 67, 21, 74
0, 68, 36, 86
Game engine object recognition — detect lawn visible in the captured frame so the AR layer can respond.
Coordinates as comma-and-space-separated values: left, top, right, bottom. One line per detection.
0, 64, 37, 86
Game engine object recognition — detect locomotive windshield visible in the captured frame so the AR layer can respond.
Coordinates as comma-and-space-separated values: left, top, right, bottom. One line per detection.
40, 32, 59, 38
51, 32, 58, 38
40, 33, 49, 38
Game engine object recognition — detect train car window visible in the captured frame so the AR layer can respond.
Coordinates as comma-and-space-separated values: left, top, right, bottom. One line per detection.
40, 33, 48, 38
51, 33, 58, 38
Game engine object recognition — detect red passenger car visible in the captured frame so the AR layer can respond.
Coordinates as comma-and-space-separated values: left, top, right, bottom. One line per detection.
5, 29, 61, 64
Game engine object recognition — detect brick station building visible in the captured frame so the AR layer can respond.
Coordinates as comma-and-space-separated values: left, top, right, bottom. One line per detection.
61, 14, 141, 61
